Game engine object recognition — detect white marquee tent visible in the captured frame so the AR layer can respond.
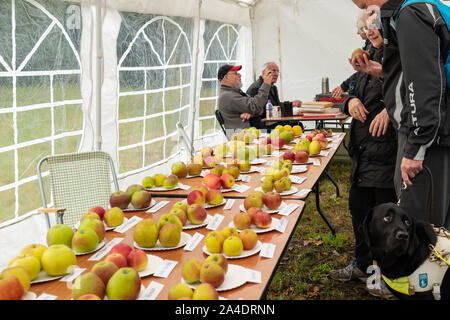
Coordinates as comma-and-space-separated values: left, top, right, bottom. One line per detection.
0, 0, 361, 269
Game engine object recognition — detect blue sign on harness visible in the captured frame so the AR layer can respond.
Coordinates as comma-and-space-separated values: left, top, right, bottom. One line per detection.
396, 0, 450, 92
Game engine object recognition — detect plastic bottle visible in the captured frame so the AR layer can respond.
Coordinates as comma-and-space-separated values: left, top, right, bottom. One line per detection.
266, 100, 273, 119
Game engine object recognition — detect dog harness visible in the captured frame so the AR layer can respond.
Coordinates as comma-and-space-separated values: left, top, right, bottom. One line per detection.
381, 227, 450, 300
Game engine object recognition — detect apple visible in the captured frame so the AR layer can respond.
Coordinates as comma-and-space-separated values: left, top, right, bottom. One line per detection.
263, 191, 282, 210
153, 173, 166, 187
192, 283, 218, 300
260, 137, 271, 145
193, 185, 209, 198
222, 236, 243, 257
253, 211, 272, 229
19, 244, 47, 262
159, 223, 181, 247
171, 161, 188, 178
244, 192, 263, 210
220, 173, 235, 189
187, 163, 202, 176
142, 176, 155, 189
309, 140, 321, 155
172, 201, 188, 213
168, 283, 193, 300
80, 211, 101, 223
200, 262, 225, 288
271, 137, 284, 149
233, 212, 252, 230
79, 218, 105, 242
181, 258, 203, 284
306, 133, 315, 142
221, 226, 238, 239
238, 160, 251, 172
295, 150, 309, 163
1, 266, 30, 293
71, 227, 99, 253
104, 207, 124, 227
127, 249, 148, 272
41, 244, 77, 276
203, 155, 216, 168
8, 254, 40, 281
109, 243, 133, 258
205, 231, 224, 253
169, 207, 187, 226
204, 253, 228, 273
131, 190, 152, 209
163, 174, 179, 189
76, 294, 101, 300
46, 224, 74, 247
71, 272, 105, 300
203, 172, 222, 189
109, 190, 130, 210
105, 253, 128, 268
239, 229, 258, 250
91, 260, 119, 285
246, 207, 262, 221
89, 206, 106, 220
0, 273, 24, 300
158, 214, 183, 231
187, 190, 206, 206
206, 188, 223, 205
106, 267, 141, 300
210, 164, 225, 177
282, 151, 295, 162
187, 204, 207, 225
351, 48, 371, 65
133, 218, 158, 248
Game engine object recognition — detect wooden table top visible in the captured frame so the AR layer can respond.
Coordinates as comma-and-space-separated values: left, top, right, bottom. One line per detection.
29, 197, 305, 300
262, 114, 349, 122
149, 132, 346, 200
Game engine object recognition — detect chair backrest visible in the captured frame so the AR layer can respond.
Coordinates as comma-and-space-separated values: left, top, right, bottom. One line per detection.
215, 109, 229, 140
37, 151, 119, 229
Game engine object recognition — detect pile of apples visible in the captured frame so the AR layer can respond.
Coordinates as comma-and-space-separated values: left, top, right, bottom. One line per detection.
282, 149, 309, 164
230, 127, 261, 144
205, 226, 258, 257
110, 184, 152, 210
71, 243, 146, 300
133, 215, 182, 249
188, 186, 223, 207
140, 173, 180, 190
244, 190, 281, 213
262, 160, 293, 193
169, 199, 208, 227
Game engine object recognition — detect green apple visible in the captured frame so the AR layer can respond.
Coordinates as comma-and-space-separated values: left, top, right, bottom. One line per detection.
158, 223, 181, 247
41, 244, 77, 276
157, 214, 183, 231
19, 244, 47, 262
133, 218, 158, 248
71, 272, 105, 300
46, 224, 74, 247
106, 268, 141, 300
153, 173, 166, 187
71, 227, 99, 253
142, 176, 155, 189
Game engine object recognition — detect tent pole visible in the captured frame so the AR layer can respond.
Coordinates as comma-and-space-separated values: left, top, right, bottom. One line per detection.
95, 0, 103, 151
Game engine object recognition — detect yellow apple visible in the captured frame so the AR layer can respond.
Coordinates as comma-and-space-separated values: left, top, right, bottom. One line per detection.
222, 236, 243, 257
1, 266, 31, 292
41, 244, 77, 276
8, 254, 41, 281
20, 244, 47, 262
168, 283, 193, 300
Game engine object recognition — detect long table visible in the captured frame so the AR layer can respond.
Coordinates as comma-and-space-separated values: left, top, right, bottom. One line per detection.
28, 197, 305, 300
262, 114, 349, 130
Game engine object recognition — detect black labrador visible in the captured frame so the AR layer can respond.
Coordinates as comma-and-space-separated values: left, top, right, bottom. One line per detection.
362, 202, 450, 300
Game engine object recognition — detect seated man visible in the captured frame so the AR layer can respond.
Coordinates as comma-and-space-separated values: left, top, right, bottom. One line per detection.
217, 64, 272, 132
246, 62, 303, 129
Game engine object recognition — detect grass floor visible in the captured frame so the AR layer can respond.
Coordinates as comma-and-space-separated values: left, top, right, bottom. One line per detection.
265, 158, 383, 300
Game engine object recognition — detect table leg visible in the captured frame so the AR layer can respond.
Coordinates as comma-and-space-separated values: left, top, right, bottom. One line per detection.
312, 182, 336, 235
324, 169, 340, 198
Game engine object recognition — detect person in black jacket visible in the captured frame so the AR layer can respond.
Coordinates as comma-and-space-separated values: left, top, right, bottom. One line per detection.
329, 24, 398, 287
351, 0, 450, 230
246, 62, 303, 130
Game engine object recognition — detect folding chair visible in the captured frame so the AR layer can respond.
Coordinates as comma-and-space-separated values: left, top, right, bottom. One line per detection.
215, 109, 230, 140
37, 151, 119, 229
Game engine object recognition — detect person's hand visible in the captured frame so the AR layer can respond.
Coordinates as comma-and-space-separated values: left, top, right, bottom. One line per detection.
401, 157, 423, 186
262, 68, 273, 85
240, 113, 252, 122
331, 86, 343, 99
292, 100, 302, 108
369, 108, 390, 137
349, 55, 383, 78
348, 98, 369, 123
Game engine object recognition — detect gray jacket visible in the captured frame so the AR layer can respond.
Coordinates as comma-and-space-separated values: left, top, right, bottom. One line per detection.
217, 83, 270, 129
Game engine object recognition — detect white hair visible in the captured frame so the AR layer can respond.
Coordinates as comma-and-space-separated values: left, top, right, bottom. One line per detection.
356, 10, 368, 31
262, 61, 278, 71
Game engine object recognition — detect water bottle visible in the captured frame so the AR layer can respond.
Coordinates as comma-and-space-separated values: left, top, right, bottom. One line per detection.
266, 100, 273, 119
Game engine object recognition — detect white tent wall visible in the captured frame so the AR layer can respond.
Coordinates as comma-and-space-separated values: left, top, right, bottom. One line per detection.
252, 0, 362, 130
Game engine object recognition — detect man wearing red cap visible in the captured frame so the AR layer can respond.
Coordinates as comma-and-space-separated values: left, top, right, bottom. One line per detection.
217, 64, 272, 130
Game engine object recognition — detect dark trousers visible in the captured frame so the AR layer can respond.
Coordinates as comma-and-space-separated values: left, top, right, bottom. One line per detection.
394, 131, 450, 228
349, 185, 397, 272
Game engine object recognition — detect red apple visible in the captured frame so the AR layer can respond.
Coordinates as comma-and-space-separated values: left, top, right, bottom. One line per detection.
282, 151, 295, 162
127, 249, 148, 272
91, 260, 119, 285
295, 150, 309, 164
260, 137, 271, 145
246, 207, 262, 221
271, 137, 284, 149
263, 192, 282, 210
253, 211, 272, 229
220, 173, 235, 189
305, 133, 315, 141
0, 273, 24, 300
105, 253, 128, 269
109, 243, 133, 258
187, 190, 206, 206
89, 206, 106, 220
203, 173, 222, 189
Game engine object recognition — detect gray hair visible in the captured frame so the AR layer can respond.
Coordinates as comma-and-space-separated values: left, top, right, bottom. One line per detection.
262, 61, 278, 71
356, 10, 368, 31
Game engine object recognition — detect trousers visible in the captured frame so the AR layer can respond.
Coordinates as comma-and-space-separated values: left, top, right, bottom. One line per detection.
349, 185, 397, 271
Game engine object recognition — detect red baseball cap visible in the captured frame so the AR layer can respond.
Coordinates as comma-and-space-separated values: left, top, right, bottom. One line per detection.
217, 64, 242, 80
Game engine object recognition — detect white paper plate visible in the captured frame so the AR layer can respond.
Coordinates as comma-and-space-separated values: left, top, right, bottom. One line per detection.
203, 240, 262, 259
255, 186, 298, 196
31, 269, 65, 284
183, 215, 212, 230
134, 232, 191, 251
292, 159, 312, 165
105, 217, 129, 231
239, 201, 287, 214
138, 254, 164, 278
123, 199, 156, 212
146, 183, 182, 191
74, 240, 106, 256
184, 174, 202, 178
250, 158, 267, 165
181, 264, 248, 291
22, 291, 37, 300
204, 199, 227, 208
229, 217, 280, 233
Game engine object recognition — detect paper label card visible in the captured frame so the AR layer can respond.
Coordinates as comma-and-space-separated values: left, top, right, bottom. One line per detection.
260, 243, 276, 259
311, 158, 321, 166
60, 267, 86, 282
239, 175, 251, 183
153, 260, 177, 278
284, 145, 294, 150
232, 184, 250, 193
319, 150, 329, 157
276, 217, 288, 233
148, 200, 170, 213
295, 189, 312, 199
290, 176, 306, 185
178, 183, 191, 190
206, 214, 225, 230
184, 232, 204, 251
278, 203, 300, 216
114, 215, 142, 234
246, 269, 262, 283
37, 293, 57, 300
139, 281, 164, 300
88, 237, 123, 261
224, 199, 235, 210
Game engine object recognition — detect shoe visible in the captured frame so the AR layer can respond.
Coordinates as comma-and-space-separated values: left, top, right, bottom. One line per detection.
329, 259, 367, 282
366, 278, 395, 299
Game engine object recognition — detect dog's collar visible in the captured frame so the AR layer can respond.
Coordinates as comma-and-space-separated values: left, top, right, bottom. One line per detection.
379, 229, 450, 300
